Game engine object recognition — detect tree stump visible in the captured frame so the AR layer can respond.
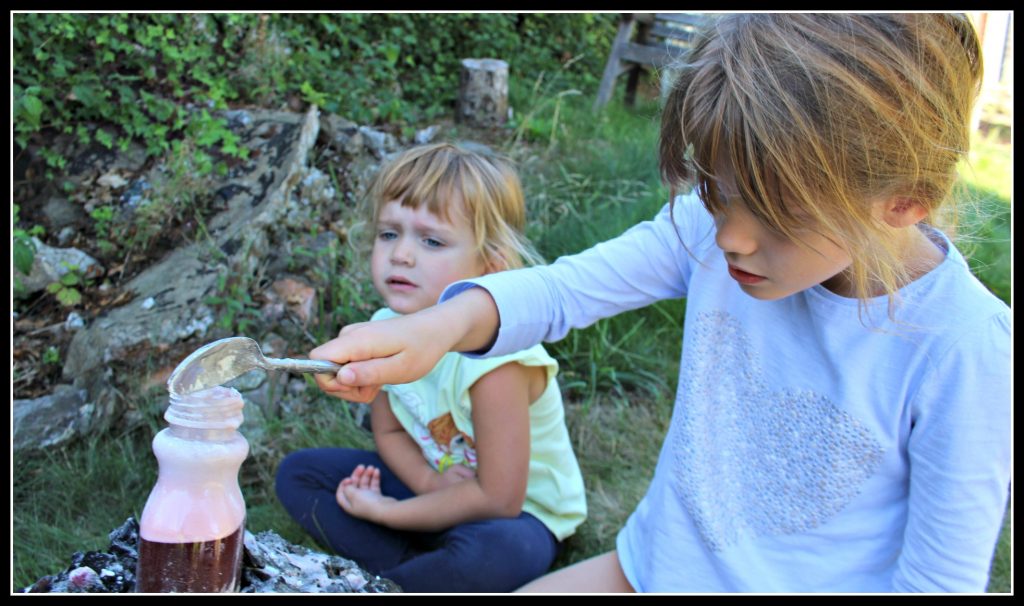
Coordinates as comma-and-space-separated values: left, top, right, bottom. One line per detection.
456, 59, 509, 127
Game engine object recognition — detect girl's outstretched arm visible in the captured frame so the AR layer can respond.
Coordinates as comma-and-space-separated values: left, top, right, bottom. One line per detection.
311, 287, 500, 402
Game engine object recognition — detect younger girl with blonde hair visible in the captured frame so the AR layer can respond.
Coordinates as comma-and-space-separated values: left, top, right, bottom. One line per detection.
309, 15, 1010, 593
277, 143, 586, 593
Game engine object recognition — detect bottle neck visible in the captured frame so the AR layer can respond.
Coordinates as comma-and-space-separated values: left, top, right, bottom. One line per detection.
166, 424, 239, 442
165, 386, 245, 435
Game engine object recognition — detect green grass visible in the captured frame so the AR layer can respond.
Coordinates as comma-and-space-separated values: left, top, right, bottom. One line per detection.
956, 130, 1013, 307
12, 84, 1011, 592
554, 393, 673, 570
11, 389, 375, 591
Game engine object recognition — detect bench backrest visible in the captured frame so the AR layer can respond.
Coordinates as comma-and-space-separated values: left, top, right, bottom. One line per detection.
593, 12, 709, 109
626, 13, 705, 68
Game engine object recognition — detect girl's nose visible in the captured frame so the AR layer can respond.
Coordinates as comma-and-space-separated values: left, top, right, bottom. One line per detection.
714, 208, 758, 256
390, 237, 415, 266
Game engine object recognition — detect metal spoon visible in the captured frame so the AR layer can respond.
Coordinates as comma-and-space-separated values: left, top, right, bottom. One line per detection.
167, 336, 342, 396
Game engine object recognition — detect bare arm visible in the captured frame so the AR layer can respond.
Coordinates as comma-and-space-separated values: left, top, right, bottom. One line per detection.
311, 287, 500, 403
369, 391, 441, 495
338, 361, 536, 531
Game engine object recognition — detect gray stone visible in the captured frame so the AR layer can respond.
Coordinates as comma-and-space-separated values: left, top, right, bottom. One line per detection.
13, 384, 92, 452
62, 138, 147, 189
28, 105, 403, 450
222, 109, 254, 129
260, 333, 288, 357
64, 311, 85, 331
57, 226, 78, 247
241, 528, 401, 593
414, 125, 440, 145
20, 237, 105, 294
358, 126, 399, 160
240, 370, 291, 421
41, 195, 88, 231
63, 106, 321, 397
320, 114, 363, 157
225, 368, 267, 393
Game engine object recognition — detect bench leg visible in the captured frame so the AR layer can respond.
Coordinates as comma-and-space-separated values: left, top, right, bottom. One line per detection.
593, 17, 637, 111
624, 65, 644, 107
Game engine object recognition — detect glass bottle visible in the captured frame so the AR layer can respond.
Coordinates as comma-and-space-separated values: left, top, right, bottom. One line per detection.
136, 386, 249, 593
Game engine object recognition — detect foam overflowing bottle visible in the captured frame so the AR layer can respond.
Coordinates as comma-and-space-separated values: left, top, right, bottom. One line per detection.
136, 386, 249, 593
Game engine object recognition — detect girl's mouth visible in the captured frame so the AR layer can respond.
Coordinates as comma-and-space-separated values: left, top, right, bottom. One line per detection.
386, 277, 417, 291
728, 265, 766, 285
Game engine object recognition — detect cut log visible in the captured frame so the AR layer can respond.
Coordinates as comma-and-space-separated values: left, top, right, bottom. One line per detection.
456, 59, 509, 127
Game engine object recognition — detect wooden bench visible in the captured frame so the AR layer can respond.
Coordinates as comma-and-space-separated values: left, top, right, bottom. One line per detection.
593, 13, 707, 110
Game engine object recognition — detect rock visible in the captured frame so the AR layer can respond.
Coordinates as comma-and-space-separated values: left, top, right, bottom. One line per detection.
268, 276, 317, 325
41, 194, 88, 231
96, 172, 129, 189
61, 138, 148, 191
414, 125, 440, 145
320, 114, 364, 157
358, 126, 399, 160
287, 378, 308, 396
241, 528, 401, 593
260, 333, 288, 357
19, 237, 105, 294
13, 384, 92, 453
225, 368, 267, 393
64, 311, 85, 331
19, 517, 401, 594
67, 566, 105, 592
454, 140, 496, 157
240, 370, 292, 421
141, 365, 176, 394
63, 106, 321, 402
57, 226, 78, 247
222, 109, 254, 129
260, 299, 287, 324
28, 105, 397, 452
118, 178, 153, 213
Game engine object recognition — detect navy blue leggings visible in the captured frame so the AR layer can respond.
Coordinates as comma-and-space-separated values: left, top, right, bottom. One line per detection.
275, 447, 560, 593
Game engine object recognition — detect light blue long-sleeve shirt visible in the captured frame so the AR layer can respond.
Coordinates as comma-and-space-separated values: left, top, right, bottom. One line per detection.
440, 192, 1011, 592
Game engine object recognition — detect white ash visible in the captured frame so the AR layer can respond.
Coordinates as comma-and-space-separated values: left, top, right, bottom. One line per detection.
19, 516, 401, 593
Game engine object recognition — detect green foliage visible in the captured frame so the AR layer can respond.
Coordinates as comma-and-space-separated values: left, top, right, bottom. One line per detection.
89, 204, 117, 254
13, 204, 44, 277
42, 346, 61, 366
45, 263, 89, 307
14, 13, 616, 169
13, 14, 245, 164
204, 271, 262, 335
956, 131, 1013, 307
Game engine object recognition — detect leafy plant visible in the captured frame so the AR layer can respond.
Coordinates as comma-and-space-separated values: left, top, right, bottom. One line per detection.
14, 13, 617, 158
89, 204, 118, 256
13, 204, 44, 278
42, 346, 61, 366
204, 271, 261, 334
45, 263, 89, 307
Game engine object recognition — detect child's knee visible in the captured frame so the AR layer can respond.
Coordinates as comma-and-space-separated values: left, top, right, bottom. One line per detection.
445, 520, 557, 590
274, 449, 310, 487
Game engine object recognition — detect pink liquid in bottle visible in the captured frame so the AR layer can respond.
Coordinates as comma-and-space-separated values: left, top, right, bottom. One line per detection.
136, 386, 249, 593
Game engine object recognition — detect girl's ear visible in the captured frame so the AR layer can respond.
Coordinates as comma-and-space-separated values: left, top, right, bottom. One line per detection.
482, 252, 506, 276
878, 196, 929, 228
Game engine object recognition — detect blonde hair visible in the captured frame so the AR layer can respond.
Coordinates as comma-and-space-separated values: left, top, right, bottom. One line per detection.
367, 142, 543, 271
660, 13, 983, 314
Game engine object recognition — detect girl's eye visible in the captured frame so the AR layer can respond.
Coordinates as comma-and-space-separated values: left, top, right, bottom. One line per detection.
424, 237, 444, 248
378, 230, 397, 241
